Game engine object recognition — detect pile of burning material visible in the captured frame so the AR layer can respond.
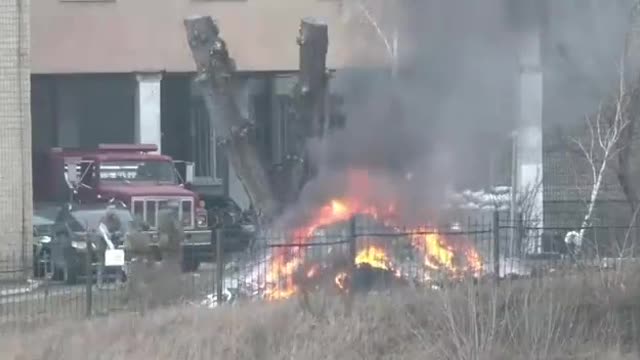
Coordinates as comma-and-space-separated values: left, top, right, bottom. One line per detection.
210, 198, 485, 302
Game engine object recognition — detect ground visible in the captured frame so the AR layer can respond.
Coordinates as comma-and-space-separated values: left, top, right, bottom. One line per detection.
2, 266, 640, 360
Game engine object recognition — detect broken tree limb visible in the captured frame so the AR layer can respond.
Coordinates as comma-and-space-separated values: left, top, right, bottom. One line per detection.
184, 16, 280, 223
278, 18, 330, 205
298, 17, 330, 139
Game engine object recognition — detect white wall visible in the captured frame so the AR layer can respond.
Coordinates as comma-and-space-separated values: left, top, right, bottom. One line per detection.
135, 73, 162, 153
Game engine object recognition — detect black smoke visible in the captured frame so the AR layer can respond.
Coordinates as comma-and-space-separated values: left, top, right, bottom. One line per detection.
281, 0, 635, 226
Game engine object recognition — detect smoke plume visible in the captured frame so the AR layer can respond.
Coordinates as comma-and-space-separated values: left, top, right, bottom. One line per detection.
283, 0, 635, 226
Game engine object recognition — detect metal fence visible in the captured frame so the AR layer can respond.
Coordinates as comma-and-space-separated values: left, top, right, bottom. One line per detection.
1, 212, 639, 326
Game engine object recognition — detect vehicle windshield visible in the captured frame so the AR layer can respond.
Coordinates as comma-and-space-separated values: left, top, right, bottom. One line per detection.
68, 209, 134, 233
98, 160, 178, 184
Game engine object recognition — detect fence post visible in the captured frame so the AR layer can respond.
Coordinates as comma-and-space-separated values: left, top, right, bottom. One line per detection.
348, 216, 357, 265
215, 228, 224, 305
343, 215, 358, 315
85, 237, 93, 318
516, 212, 524, 258
492, 211, 500, 281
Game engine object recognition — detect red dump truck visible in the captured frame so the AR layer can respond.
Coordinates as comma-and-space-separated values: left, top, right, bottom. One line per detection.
33, 144, 212, 271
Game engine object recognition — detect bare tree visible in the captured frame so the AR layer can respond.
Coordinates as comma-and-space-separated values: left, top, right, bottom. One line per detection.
340, 0, 400, 76
570, 68, 630, 253
564, 2, 640, 262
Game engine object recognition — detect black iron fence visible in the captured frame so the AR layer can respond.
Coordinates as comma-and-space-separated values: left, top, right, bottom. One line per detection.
2, 212, 639, 326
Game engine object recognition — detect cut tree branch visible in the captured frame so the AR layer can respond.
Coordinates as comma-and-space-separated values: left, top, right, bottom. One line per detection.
184, 16, 280, 223
355, 0, 393, 58
273, 18, 329, 206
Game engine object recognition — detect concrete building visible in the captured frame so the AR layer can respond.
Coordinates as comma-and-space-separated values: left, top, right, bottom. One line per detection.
30, 0, 374, 211
0, 0, 32, 267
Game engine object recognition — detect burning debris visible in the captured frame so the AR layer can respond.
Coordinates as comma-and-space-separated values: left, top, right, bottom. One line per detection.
220, 170, 487, 302
182, 18, 488, 304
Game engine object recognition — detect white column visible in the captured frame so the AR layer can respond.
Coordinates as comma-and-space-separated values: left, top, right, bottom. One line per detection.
517, 26, 544, 253
135, 73, 162, 153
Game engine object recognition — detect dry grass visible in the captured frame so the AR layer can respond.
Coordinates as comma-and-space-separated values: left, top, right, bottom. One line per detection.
3, 266, 640, 360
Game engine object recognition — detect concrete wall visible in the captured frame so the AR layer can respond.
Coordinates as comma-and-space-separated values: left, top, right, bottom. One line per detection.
31, 0, 382, 73
0, 0, 32, 265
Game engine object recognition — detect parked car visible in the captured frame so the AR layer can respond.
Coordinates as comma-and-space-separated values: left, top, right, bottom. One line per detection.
203, 195, 257, 252
48, 203, 133, 284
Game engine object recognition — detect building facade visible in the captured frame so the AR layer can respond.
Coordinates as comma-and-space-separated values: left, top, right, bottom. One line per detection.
30, 0, 374, 211
0, 0, 32, 266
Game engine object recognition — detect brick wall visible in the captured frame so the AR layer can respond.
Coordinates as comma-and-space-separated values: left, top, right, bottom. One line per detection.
0, 0, 32, 269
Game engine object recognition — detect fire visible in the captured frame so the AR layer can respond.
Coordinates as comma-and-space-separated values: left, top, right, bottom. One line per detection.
264, 252, 303, 300
413, 232, 455, 270
411, 231, 483, 277
264, 198, 368, 300
262, 171, 484, 300
306, 264, 320, 278
334, 271, 348, 290
331, 200, 349, 217
355, 245, 393, 271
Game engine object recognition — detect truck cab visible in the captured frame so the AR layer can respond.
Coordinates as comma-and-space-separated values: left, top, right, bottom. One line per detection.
34, 144, 212, 271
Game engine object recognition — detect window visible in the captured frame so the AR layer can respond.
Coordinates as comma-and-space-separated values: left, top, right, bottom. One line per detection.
190, 97, 223, 182
98, 160, 178, 184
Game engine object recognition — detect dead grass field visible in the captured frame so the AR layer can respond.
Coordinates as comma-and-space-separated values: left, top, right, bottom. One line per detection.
2, 267, 640, 360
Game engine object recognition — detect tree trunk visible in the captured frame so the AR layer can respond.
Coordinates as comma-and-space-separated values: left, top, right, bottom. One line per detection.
279, 18, 329, 205
184, 16, 280, 223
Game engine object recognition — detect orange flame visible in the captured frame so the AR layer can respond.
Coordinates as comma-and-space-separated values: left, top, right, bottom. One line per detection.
262, 171, 484, 300
411, 231, 483, 277
335, 272, 348, 290
264, 199, 368, 300
355, 245, 393, 271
